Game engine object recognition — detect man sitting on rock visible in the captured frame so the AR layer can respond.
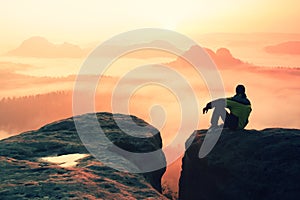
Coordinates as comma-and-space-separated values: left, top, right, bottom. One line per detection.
202, 85, 252, 130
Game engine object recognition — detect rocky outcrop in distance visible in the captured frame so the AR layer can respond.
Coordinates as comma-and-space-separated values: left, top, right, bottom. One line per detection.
179, 128, 300, 200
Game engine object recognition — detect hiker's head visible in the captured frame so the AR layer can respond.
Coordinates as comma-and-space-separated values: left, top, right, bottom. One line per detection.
236, 85, 245, 94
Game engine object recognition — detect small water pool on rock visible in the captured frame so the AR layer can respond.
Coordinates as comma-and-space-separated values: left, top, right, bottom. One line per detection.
40, 153, 90, 167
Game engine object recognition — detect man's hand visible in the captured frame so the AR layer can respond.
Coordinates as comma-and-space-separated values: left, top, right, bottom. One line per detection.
203, 106, 209, 114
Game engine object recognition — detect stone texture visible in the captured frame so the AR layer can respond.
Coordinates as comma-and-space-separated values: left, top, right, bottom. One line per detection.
0, 112, 167, 199
179, 128, 300, 200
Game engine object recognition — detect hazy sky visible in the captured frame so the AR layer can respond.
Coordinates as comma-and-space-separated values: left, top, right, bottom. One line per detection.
1, 0, 300, 47
0, 0, 299, 134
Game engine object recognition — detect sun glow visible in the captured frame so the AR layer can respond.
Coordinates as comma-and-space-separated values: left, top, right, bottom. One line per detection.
162, 19, 178, 30
0, 0, 300, 46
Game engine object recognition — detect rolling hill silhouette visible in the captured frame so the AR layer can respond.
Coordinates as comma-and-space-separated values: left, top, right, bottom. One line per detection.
6, 37, 88, 58
265, 41, 300, 55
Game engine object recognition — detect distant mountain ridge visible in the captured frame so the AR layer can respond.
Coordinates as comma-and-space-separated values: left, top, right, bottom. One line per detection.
265, 41, 300, 55
166, 45, 244, 70
6, 36, 89, 58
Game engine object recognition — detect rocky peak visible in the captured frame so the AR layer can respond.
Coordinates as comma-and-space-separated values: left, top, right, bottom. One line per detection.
0, 112, 167, 199
179, 128, 300, 200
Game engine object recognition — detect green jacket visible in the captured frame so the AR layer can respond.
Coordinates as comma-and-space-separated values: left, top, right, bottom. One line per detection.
226, 94, 252, 129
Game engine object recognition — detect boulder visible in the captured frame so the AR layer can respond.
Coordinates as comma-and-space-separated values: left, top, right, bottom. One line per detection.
0, 112, 167, 199
179, 128, 300, 200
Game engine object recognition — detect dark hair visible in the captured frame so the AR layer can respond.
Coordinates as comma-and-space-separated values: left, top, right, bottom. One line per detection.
236, 85, 245, 94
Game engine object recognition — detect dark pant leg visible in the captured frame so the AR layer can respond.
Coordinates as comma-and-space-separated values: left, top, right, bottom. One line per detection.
224, 113, 239, 129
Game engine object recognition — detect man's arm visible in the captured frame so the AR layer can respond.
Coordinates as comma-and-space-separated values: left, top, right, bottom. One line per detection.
203, 98, 226, 114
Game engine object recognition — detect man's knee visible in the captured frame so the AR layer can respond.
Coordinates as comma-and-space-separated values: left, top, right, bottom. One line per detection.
211, 99, 226, 109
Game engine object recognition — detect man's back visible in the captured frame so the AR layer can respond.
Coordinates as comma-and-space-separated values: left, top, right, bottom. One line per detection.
226, 95, 252, 129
